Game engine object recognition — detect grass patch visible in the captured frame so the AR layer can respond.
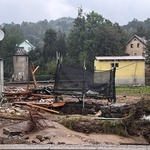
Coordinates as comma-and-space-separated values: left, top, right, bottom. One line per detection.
60, 117, 82, 130
60, 117, 129, 137
116, 86, 150, 96
101, 120, 129, 137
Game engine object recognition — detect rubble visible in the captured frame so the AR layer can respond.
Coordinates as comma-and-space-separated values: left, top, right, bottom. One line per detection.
0, 85, 149, 145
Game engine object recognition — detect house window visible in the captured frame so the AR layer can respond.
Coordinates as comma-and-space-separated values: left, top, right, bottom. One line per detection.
142, 52, 145, 57
111, 63, 119, 68
130, 44, 133, 48
133, 52, 138, 56
137, 43, 140, 48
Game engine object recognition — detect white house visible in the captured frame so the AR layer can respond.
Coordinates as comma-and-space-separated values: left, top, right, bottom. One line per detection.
16, 40, 36, 53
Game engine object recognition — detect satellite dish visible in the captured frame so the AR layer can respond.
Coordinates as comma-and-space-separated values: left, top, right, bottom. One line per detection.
0, 29, 4, 41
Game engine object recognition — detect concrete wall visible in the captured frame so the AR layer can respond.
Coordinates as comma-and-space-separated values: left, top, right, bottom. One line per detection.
94, 59, 145, 85
0, 59, 4, 93
115, 78, 145, 86
13, 55, 29, 81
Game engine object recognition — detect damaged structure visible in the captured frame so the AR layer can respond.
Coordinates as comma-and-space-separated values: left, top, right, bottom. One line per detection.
13, 49, 29, 82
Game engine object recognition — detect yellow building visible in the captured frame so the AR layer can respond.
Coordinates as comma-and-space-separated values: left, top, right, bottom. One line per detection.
125, 35, 147, 56
94, 56, 145, 85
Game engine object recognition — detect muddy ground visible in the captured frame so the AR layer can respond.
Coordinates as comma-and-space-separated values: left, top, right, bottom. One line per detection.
0, 85, 150, 145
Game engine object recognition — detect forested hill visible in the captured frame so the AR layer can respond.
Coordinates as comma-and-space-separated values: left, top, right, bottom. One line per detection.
2, 17, 150, 49
1, 17, 74, 48
1, 13, 150, 78
122, 18, 150, 39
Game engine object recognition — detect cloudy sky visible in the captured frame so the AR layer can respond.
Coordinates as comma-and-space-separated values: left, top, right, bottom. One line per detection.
0, 0, 150, 25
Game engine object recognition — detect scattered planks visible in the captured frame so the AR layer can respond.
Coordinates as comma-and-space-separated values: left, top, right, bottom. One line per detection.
2, 91, 54, 102
12, 101, 65, 114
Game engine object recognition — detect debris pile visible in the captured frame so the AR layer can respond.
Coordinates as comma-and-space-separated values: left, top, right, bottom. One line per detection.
0, 85, 149, 145
0, 85, 66, 143
122, 96, 150, 143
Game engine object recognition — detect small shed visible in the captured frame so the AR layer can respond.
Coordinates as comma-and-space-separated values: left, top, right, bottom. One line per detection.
94, 56, 145, 86
0, 58, 4, 93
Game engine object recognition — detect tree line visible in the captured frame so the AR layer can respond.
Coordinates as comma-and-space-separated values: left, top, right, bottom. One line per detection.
0, 8, 150, 79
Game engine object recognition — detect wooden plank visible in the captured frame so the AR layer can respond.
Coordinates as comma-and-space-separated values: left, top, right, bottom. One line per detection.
30, 65, 38, 88
12, 101, 65, 108
0, 114, 27, 120
12, 102, 53, 107
2, 96, 26, 99
2, 91, 31, 96
31, 93, 54, 98
27, 96, 40, 101
44, 98, 54, 102
33, 66, 39, 74
52, 102, 65, 107
27, 103, 59, 114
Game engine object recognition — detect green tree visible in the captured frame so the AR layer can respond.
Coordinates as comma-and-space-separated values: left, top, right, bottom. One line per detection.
65, 7, 86, 68
145, 40, 150, 67
43, 28, 57, 62
56, 30, 67, 57
42, 28, 67, 75
0, 26, 24, 78
66, 9, 126, 71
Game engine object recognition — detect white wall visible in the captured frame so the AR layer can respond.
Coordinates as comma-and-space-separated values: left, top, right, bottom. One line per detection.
0, 59, 4, 93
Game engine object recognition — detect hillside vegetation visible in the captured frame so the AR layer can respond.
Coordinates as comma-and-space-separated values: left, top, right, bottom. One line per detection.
1, 9, 150, 79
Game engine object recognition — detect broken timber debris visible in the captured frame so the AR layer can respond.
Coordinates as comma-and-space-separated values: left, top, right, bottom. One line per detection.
27, 103, 60, 114
12, 101, 65, 108
0, 114, 27, 121
30, 64, 39, 88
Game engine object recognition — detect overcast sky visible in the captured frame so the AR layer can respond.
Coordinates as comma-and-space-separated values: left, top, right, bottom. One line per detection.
0, 0, 150, 25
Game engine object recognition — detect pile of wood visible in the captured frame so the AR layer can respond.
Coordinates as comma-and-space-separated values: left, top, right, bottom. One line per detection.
1, 64, 65, 115
2, 89, 65, 114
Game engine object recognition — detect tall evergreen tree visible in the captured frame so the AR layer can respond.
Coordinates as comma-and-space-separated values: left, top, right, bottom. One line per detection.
66, 9, 126, 71
43, 28, 57, 62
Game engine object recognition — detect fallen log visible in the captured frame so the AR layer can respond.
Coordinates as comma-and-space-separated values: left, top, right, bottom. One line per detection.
27, 103, 59, 114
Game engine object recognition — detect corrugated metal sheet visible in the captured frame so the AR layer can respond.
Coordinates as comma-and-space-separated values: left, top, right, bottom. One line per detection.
95, 56, 145, 60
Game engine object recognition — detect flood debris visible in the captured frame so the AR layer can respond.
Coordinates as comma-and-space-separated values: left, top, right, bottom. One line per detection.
0, 80, 66, 144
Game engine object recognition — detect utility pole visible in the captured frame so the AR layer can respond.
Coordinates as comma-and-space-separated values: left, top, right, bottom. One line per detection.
0, 29, 5, 93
